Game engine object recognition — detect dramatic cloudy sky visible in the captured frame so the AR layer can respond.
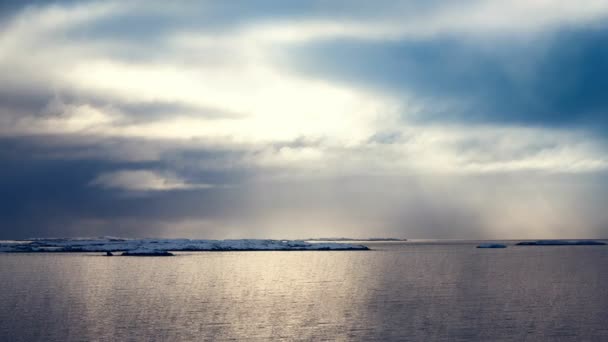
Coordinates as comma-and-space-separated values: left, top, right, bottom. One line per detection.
1, 0, 608, 239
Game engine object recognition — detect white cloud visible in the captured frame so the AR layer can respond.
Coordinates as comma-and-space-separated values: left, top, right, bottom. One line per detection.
90, 170, 213, 191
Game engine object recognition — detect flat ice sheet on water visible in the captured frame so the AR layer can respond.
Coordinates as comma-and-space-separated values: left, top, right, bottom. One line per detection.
0, 238, 369, 253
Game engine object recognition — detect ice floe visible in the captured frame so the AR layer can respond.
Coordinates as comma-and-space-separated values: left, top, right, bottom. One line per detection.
0, 237, 369, 253
516, 240, 606, 246
477, 243, 507, 248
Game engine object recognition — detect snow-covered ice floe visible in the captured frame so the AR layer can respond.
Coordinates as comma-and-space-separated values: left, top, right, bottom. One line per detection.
516, 240, 606, 246
476, 243, 507, 248
0, 238, 370, 254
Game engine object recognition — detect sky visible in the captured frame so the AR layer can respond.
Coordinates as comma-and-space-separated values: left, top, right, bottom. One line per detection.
1, 0, 608, 239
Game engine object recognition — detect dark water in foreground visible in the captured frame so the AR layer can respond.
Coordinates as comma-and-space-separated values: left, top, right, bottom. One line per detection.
1, 241, 607, 341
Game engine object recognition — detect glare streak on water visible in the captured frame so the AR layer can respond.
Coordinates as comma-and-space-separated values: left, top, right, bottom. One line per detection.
1, 242, 607, 341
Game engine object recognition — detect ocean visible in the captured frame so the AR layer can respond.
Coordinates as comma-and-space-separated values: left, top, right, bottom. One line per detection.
1, 241, 607, 341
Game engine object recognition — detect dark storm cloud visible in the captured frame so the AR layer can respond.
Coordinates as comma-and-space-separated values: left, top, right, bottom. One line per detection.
0, 136, 254, 239
286, 26, 608, 132
0, 139, 139, 238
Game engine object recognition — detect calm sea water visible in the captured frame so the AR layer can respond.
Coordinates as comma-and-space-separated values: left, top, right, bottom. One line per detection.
1, 241, 607, 341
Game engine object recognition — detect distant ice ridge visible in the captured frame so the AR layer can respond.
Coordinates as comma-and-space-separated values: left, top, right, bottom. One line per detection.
0, 238, 369, 253
516, 240, 606, 246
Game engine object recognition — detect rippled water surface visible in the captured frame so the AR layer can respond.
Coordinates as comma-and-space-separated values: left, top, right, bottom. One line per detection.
1, 242, 608, 341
